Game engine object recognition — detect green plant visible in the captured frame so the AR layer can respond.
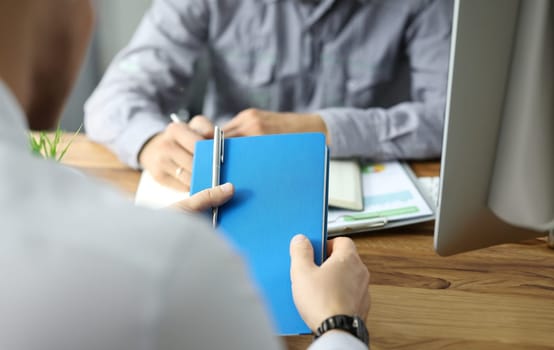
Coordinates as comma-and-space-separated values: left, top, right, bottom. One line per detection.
29, 124, 82, 162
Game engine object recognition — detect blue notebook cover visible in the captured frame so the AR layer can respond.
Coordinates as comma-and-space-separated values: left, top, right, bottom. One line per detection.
190, 133, 329, 335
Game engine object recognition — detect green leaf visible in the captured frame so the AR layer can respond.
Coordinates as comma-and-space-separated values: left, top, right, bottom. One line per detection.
28, 134, 42, 156
57, 124, 82, 162
29, 124, 82, 162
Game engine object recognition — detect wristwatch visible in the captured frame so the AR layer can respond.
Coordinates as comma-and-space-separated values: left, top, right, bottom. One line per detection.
314, 315, 370, 346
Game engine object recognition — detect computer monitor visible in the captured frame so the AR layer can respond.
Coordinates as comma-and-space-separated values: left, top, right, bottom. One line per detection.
434, 0, 553, 256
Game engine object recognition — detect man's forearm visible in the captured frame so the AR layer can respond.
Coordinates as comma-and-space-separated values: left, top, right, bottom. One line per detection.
318, 101, 445, 160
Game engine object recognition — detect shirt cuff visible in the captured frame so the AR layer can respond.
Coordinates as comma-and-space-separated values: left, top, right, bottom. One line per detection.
317, 108, 381, 159
308, 330, 368, 350
112, 113, 168, 169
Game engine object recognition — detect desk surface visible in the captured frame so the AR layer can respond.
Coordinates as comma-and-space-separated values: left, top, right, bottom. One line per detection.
61, 135, 554, 350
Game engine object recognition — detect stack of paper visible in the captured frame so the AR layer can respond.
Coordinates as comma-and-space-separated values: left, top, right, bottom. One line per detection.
328, 160, 363, 211
327, 162, 434, 235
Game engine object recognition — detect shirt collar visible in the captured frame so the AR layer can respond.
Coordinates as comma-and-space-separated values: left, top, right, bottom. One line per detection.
0, 80, 31, 151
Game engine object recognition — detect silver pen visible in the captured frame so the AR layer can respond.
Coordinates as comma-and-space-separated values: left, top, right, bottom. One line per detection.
170, 111, 190, 123
212, 126, 224, 227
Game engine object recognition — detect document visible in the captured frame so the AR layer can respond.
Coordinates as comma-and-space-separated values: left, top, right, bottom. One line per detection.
328, 161, 434, 235
135, 170, 187, 208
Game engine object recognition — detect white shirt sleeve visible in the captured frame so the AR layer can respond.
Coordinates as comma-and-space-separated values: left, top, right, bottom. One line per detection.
308, 331, 368, 350
156, 224, 284, 350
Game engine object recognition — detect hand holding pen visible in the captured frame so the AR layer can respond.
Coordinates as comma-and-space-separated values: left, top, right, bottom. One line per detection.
138, 113, 215, 191
170, 113, 215, 139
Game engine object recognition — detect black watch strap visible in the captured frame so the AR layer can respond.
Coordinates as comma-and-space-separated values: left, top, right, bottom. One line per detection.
313, 315, 370, 346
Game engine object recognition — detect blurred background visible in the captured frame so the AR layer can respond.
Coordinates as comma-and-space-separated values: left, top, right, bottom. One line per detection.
61, 0, 151, 131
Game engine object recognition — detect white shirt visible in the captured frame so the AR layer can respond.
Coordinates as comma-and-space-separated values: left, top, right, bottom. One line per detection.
0, 82, 366, 349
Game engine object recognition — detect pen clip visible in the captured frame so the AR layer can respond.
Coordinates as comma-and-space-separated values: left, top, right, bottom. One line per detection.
219, 129, 224, 164
212, 126, 224, 229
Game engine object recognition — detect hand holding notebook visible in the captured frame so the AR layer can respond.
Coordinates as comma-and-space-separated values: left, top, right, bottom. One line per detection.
289, 234, 370, 332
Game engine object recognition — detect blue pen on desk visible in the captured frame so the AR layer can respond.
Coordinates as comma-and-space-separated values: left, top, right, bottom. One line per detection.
212, 126, 224, 227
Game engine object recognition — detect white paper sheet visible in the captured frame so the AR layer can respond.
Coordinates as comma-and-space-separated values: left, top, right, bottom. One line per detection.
134, 170, 188, 209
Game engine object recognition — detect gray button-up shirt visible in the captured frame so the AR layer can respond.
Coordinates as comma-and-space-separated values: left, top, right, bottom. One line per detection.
85, 0, 453, 168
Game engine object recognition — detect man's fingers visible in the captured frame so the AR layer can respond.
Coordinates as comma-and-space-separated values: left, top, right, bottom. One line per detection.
222, 124, 240, 136
290, 234, 316, 278
222, 111, 247, 133
167, 121, 204, 153
223, 126, 245, 138
189, 115, 215, 138
176, 183, 235, 212
325, 238, 335, 258
159, 173, 188, 192
163, 156, 191, 186
223, 128, 243, 138
326, 237, 357, 258
172, 165, 191, 190
150, 157, 188, 191
169, 144, 194, 174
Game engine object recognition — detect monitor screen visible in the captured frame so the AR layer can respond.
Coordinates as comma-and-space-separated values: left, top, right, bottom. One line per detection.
434, 0, 553, 256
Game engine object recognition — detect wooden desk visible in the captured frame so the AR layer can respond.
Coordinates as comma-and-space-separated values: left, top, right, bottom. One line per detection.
61, 135, 554, 350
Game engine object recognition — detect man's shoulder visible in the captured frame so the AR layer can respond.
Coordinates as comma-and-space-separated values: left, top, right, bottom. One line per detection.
1, 153, 219, 270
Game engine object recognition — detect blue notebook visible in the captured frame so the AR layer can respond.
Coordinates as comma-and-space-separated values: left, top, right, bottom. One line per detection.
190, 133, 329, 335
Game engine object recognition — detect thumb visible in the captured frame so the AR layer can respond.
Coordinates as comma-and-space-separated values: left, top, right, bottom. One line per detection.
290, 234, 316, 277
172, 183, 234, 212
